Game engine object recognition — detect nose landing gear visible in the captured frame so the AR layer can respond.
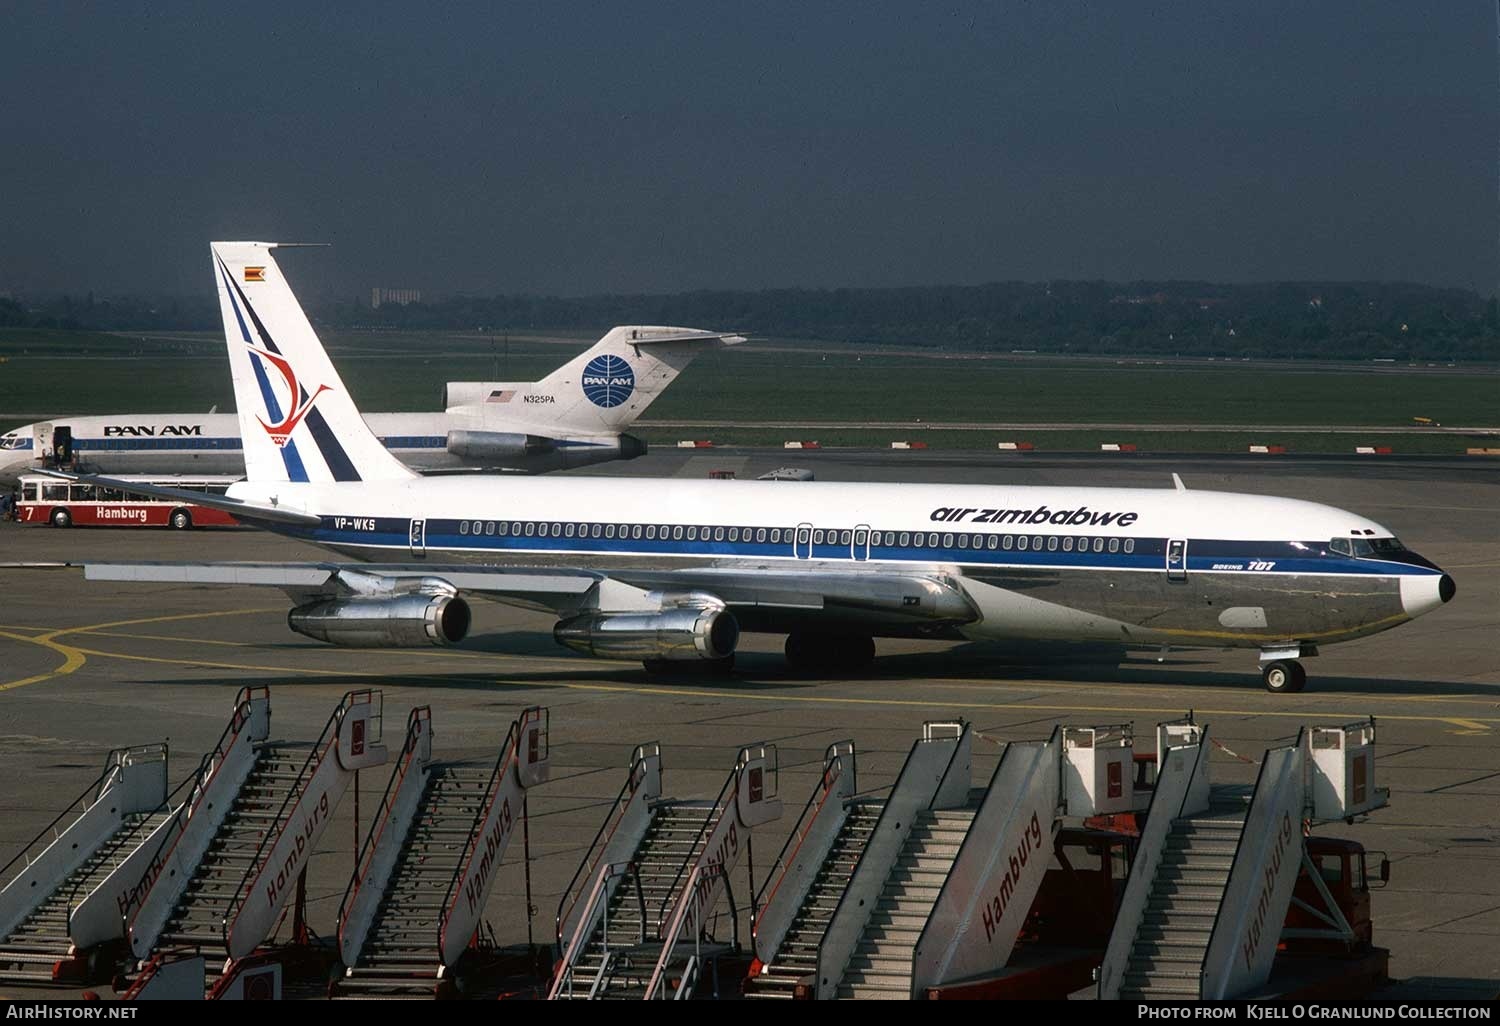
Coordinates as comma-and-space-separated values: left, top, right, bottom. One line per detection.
1262, 659, 1306, 693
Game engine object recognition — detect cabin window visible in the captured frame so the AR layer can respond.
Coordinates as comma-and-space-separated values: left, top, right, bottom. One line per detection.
673, 526, 685, 540
564, 523, 575, 538
687, 526, 699, 540
728, 527, 739, 541
1093, 537, 1105, 552
460, 521, 469, 535
837, 530, 849, 545
1002, 535, 1014, 550
924, 532, 937, 547
854, 529, 867, 547
1062, 536, 1073, 552
956, 533, 968, 549
913, 533, 925, 548
524, 522, 536, 536
812, 529, 824, 544
1047, 536, 1058, 551
646, 524, 657, 539
755, 528, 766, 543
1017, 536, 1029, 551
632, 525, 643, 539
510, 522, 521, 535
497, 522, 508, 536
1109, 538, 1120, 553
601, 524, 613, 538
1124, 539, 1134, 553
714, 526, 725, 541
987, 534, 999, 550
485, 521, 496, 536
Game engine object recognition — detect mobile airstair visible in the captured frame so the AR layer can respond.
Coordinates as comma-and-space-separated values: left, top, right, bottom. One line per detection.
1097, 718, 1388, 1001
549, 742, 783, 1000
755, 720, 1142, 1000
743, 741, 880, 999
120, 688, 387, 995
333, 706, 550, 998
0, 744, 171, 985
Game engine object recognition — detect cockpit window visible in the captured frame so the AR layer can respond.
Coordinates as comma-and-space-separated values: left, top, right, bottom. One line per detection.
0, 435, 24, 450
1331, 536, 1405, 558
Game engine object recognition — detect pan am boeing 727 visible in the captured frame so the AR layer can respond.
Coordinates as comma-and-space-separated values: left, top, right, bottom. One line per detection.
45, 242, 1455, 693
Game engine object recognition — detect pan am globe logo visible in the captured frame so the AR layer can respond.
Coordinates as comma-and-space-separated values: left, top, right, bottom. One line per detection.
582, 354, 635, 408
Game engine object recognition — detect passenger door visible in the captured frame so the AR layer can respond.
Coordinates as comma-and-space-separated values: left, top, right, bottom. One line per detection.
852, 524, 871, 561
794, 522, 813, 559
1166, 538, 1187, 581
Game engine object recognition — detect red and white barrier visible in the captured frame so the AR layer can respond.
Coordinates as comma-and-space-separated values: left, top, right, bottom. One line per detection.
890, 441, 929, 450
997, 442, 1035, 451
1249, 445, 1288, 454
1100, 443, 1137, 452
677, 440, 714, 448
783, 441, 821, 449
1355, 446, 1393, 455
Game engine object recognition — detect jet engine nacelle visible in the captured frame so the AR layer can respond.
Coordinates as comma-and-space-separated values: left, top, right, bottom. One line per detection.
445, 429, 645, 473
288, 594, 471, 648
553, 606, 739, 662
446, 430, 552, 462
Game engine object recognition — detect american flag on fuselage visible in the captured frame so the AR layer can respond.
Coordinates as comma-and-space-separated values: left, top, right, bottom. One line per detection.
487, 390, 515, 403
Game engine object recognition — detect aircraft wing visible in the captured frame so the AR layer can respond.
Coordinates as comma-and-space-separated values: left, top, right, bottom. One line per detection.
62, 561, 979, 630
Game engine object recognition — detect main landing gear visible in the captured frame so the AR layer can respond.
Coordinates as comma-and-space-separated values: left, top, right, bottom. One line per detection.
1261, 659, 1307, 694
784, 632, 876, 674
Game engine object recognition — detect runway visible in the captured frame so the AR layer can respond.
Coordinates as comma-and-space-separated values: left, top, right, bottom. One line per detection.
0, 451, 1496, 999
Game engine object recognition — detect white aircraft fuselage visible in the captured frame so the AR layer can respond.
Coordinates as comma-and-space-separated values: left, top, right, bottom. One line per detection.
228, 472, 1453, 652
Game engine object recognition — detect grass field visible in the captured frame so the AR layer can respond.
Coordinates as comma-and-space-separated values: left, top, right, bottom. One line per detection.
2, 329, 1496, 451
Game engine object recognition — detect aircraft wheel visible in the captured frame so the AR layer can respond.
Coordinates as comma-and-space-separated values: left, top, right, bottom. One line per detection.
1262, 659, 1305, 694
169, 508, 192, 530
642, 656, 733, 676
785, 633, 875, 673
50, 508, 72, 528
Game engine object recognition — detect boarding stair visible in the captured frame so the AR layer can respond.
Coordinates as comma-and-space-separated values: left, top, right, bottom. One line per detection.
1099, 718, 1389, 1001
0, 744, 170, 985
837, 804, 977, 998
334, 707, 550, 998
779, 720, 1141, 999
745, 741, 879, 999
123, 689, 386, 996
550, 742, 782, 1000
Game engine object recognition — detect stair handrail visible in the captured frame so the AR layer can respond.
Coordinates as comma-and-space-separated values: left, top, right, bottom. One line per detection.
655, 743, 771, 934
336, 705, 431, 941
646, 861, 739, 999
1200, 730, 1308, 999
547, 860, 642, 1000
1096, 725, 1213, 999
751, 740, 853, 949
122, 686, 267, 931
221, 689, 377, 952
0, 744, 135, 884
60, 750, 185, 935
436, 707, 538, 960
554, 741, 661, 956
812, 722, 969, 1000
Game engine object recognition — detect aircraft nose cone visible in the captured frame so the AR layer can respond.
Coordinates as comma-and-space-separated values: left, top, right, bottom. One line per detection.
1400, 573, 1453, 618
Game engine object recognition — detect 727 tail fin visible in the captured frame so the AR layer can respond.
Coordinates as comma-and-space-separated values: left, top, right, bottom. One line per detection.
212, 242, 415, 484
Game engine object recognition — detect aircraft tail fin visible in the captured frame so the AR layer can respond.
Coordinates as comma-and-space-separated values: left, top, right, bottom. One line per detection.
212, 242, 415, 484
445, 326, 744, 429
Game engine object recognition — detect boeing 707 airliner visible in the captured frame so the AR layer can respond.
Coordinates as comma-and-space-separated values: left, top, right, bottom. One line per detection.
45, 242, 1455, 693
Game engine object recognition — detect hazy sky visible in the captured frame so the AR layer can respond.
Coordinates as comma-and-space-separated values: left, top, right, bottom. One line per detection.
1, 2, 1495, 299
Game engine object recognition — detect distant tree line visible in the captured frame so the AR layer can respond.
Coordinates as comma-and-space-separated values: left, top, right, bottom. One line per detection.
6, 281, 1498, 360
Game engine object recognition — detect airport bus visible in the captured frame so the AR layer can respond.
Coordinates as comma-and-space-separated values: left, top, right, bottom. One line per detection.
15, 474, 244, 529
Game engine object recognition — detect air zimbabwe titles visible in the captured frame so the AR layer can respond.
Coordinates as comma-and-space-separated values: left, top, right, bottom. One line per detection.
929, 505, 1140, 527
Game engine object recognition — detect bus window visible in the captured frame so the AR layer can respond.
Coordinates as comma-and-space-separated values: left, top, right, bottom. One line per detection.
42, 483, 68, 502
